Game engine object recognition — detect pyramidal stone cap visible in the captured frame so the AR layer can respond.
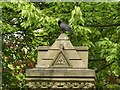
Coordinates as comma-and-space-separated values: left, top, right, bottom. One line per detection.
57, 33, 69, 40
50, 33, 74, 50
36, 33, 88, 68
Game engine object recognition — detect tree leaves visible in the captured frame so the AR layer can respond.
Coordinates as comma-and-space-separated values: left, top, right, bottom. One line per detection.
2, 2, 120, 89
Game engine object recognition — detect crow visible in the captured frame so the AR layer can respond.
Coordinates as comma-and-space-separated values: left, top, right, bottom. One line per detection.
58, 20, 73, 33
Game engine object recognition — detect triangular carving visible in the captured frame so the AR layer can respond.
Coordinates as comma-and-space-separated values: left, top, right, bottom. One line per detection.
50, 51, 71, 67
54, 53, 68, 65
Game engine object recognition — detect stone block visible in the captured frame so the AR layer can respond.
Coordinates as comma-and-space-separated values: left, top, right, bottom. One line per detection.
26, 33, 95, 89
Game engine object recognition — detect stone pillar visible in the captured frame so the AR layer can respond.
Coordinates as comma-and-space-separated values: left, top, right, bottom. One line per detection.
26, 33, 95, 89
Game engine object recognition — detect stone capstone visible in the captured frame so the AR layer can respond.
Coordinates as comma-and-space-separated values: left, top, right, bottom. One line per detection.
26, 33, 95, 89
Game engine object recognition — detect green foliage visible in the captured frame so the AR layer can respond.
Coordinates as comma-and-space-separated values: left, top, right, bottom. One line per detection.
1, 1, 120, 89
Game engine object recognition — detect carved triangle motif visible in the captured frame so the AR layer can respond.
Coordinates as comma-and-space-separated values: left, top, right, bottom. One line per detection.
51, 51, 71, 67
54, 53, 67, 65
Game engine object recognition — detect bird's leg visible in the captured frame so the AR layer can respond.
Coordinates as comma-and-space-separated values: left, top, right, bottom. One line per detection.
62, 29, 65, 33
61, 29, 64, 33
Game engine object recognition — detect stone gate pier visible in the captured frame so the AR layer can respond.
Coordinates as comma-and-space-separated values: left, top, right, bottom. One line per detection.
26, 33, 95, 89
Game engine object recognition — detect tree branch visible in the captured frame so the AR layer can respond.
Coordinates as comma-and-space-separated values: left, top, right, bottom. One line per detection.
84, 23, 120, 27
96, 61, 115, 73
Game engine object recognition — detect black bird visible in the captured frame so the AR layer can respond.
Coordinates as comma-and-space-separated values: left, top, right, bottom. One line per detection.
58, 20, 73, 33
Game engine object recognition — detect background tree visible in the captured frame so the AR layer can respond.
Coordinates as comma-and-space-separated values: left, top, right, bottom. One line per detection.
1, 1, 120, 89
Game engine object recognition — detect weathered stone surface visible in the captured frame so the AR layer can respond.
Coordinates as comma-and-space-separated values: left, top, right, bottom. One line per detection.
26, 68, 95, 77
26, 33, 95, 89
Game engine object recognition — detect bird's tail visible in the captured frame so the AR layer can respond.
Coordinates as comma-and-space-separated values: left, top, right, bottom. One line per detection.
67, 28, 73, 33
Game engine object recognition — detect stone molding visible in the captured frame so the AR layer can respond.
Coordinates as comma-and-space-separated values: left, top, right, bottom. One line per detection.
27, 81, 95, 89
26, 33, 95, 89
